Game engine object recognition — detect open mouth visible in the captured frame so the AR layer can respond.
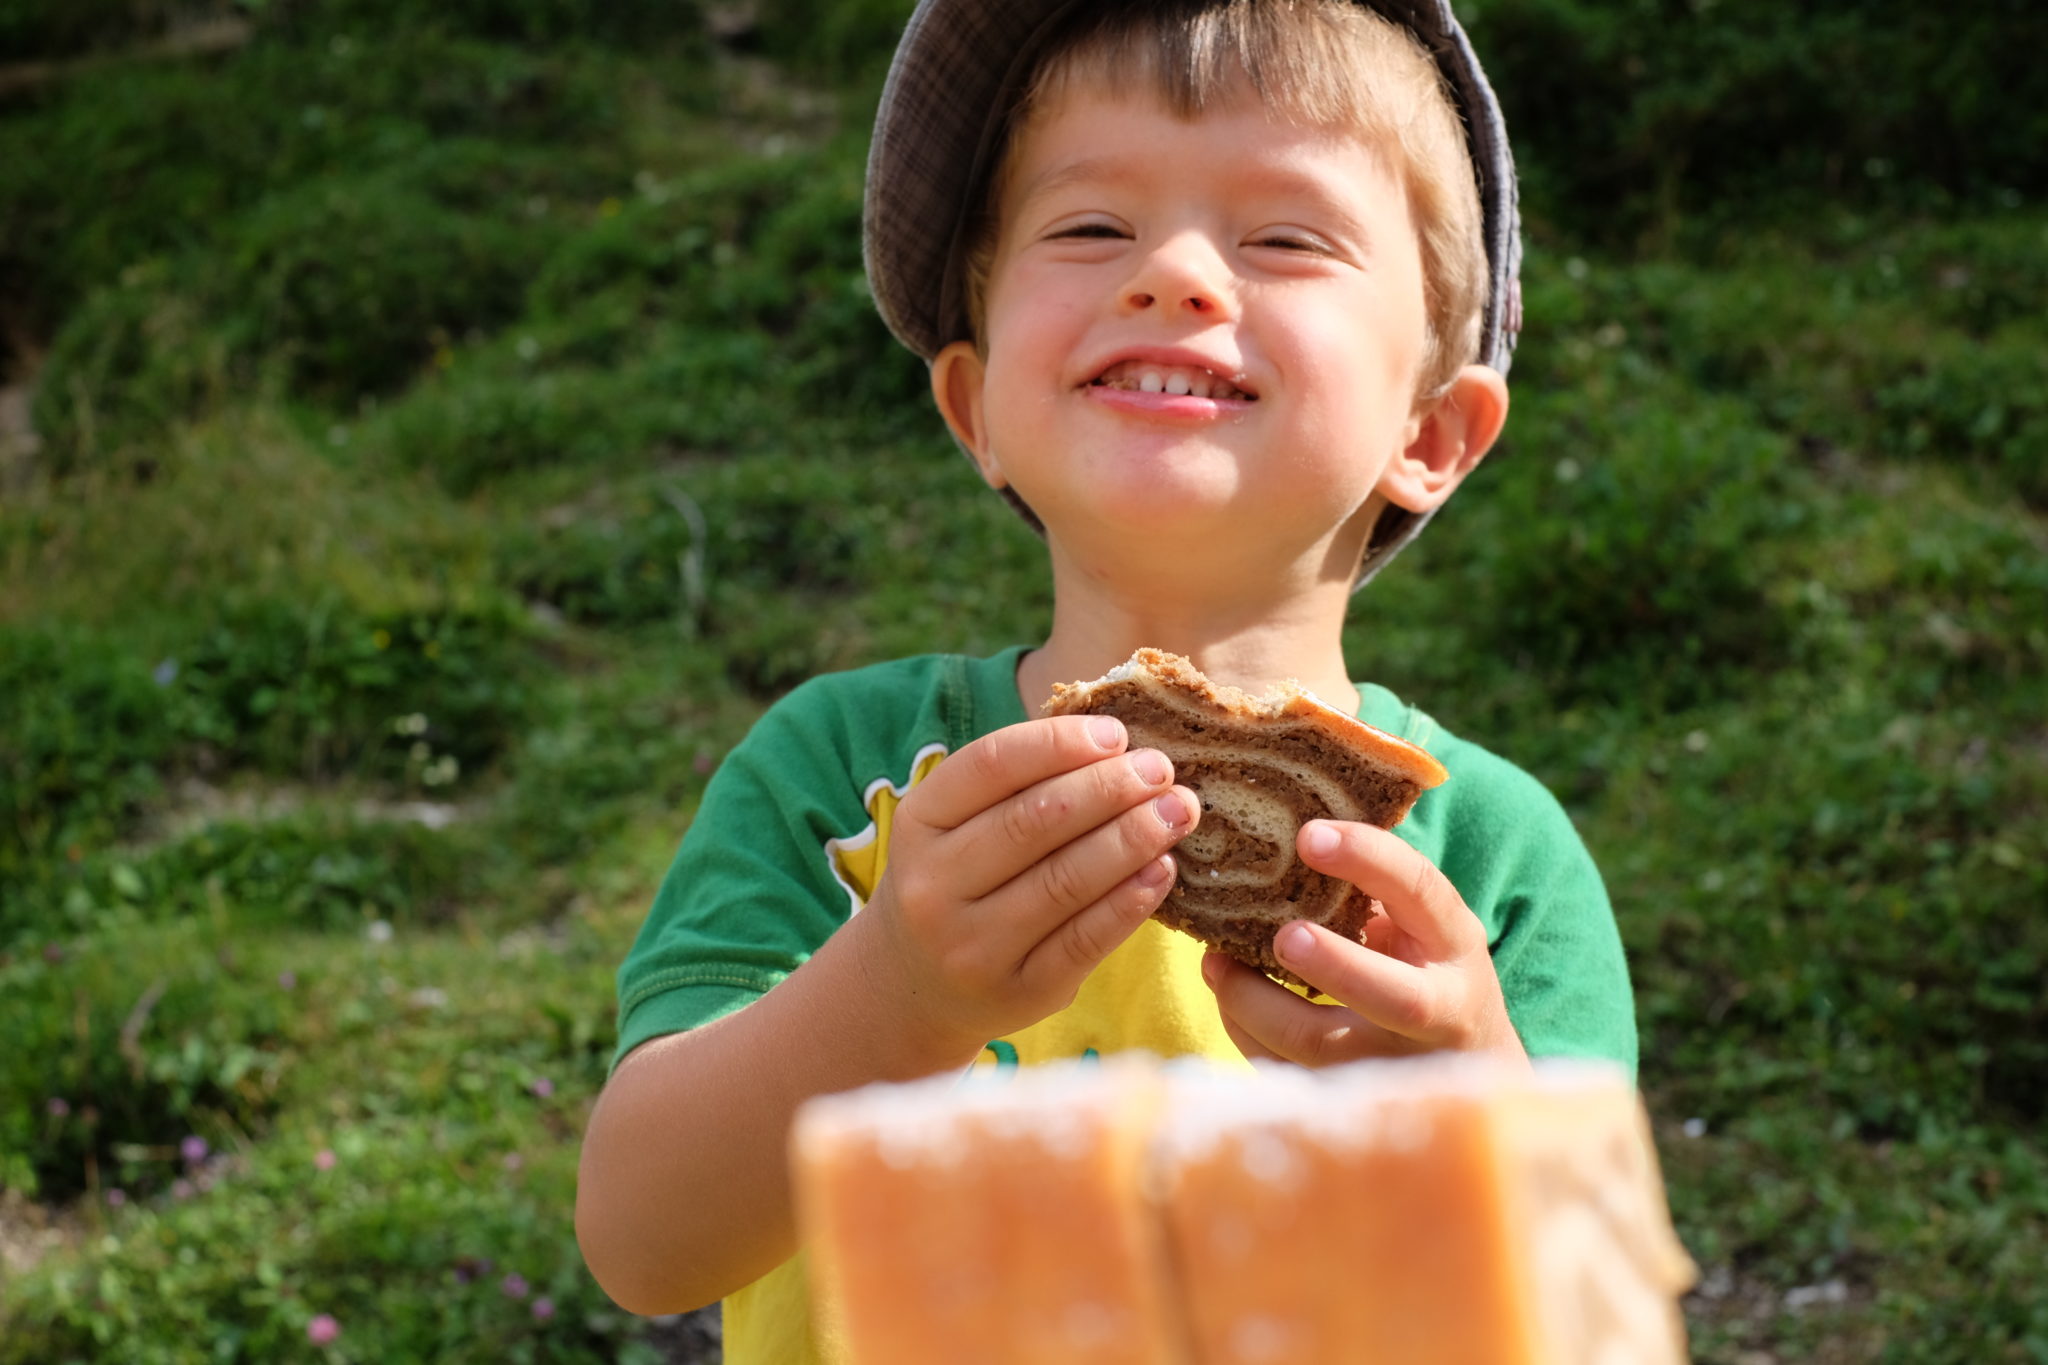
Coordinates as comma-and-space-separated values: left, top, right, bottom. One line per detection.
1087, 359, 1256, 402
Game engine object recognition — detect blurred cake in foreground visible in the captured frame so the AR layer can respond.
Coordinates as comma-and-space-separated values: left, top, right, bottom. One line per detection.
793, 1055, 1694, 1365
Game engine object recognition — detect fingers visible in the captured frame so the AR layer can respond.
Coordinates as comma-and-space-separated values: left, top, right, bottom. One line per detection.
1202, 949, 1420, 1066
1217, 1010, 1283, 1065
1296, 821, 1483, 962
1017, 852, 1181, 997
858, 715, 1203, 1045
946, 738, 1192, 903
986, 781, 1200, 967
914, 716, 1132, 833
1269, 921, 1445, 1041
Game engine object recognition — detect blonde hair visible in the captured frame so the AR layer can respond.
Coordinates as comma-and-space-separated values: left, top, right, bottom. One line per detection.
962, 0, 1487, 399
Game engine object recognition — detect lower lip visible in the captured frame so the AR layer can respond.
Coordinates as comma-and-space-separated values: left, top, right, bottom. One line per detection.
1083, 385, 1255, 421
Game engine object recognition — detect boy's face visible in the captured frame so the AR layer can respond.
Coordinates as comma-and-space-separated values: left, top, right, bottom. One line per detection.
934, 82, 1447, 581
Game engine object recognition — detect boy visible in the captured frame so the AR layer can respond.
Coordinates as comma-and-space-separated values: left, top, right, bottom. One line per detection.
577, 1, 1636, 1359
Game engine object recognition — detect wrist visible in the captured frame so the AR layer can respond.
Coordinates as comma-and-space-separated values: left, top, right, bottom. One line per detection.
825, 905, 989, 1079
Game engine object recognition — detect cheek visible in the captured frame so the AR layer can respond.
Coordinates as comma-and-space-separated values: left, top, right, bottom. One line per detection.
986, 265, 1093, 360
1286, 318, 1427, 449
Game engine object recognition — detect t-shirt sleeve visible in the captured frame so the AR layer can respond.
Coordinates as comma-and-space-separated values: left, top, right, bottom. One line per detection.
1417, 746, 1639, 1079
610, 677, 868, 1071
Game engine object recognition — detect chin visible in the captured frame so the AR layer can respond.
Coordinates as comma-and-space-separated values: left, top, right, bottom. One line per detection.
1032, 476, 1242, 541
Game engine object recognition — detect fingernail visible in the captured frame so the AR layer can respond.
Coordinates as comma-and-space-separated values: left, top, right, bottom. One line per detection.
1153, 791, 1192, 830
1089, 716, 1125, 750
1276, 922, 1315, 963
1129, 749, 1170, 786
1137, 855, 1174, 890
1301, 823, 1339, 859
1200, 953, 1222, 986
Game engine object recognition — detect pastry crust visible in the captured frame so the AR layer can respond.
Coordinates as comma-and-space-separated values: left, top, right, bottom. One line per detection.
1043, 649, 1447, 987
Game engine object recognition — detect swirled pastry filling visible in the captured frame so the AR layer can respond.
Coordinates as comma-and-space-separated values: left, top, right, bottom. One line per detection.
1043, 649, 1447, 987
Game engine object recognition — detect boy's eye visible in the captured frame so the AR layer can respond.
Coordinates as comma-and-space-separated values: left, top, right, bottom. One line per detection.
1250, 231, 1332, 254
1049, 222, 1127, 241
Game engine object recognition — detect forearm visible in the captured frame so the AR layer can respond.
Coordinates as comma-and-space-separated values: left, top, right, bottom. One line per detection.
575, 919, 980, 1314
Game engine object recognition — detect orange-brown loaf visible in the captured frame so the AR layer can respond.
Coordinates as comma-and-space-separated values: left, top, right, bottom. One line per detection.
1157, 1061, 1697, 1364
791, 1060, 1179, 1365
1043, 649, 1449, 986
791, 1056, 1697, 1365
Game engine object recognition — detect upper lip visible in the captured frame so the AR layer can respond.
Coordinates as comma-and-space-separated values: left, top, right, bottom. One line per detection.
1078, 345, 1258, 398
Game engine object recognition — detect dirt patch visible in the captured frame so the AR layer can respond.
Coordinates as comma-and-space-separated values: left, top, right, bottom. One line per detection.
1684, 1261, 1884, 1365
119, 775, 471, 854
0, 367, 40, 495
0, 1187, 81, 1289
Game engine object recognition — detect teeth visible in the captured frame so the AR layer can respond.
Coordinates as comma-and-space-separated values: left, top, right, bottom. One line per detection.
1091, 360, 1254, 401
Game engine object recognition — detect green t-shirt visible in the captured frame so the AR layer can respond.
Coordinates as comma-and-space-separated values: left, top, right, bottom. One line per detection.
611, 647, 1637, 1365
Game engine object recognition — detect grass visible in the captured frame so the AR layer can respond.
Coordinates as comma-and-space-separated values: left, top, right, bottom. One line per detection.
2, 2, 2045, 1361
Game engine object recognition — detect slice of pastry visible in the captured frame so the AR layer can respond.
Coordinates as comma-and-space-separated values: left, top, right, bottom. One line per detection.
790, 1056, 1697, 1365
1043, 648, 1447, 985
1154, 1058, 1697, 1365
791, 1059, 1180, 1365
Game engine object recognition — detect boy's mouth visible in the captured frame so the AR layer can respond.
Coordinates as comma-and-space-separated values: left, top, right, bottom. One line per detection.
1086, 360, 1256, 402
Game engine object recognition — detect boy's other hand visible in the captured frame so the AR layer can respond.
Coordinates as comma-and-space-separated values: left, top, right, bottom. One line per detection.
850, 715, 1200, 1063
1200, 820, 1528, 1069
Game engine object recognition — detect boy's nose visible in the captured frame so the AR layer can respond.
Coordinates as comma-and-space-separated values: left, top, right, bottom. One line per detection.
1119, 235, 1234, 321
1123, 288, 1220, 315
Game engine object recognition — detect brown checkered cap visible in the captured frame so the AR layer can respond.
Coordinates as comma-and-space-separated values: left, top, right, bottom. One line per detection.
863, 0, 1523, 585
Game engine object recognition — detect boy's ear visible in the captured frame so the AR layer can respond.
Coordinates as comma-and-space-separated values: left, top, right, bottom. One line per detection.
930, 340, 1007, 489
1379, 364, 1510, 515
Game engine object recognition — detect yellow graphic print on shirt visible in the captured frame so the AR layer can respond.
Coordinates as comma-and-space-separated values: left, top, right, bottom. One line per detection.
822, 742, 949, 915
816, 745, 1243, 1076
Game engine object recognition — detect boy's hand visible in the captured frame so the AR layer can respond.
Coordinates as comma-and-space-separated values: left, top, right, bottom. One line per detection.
1201, 820, 1527, 1068
851, 715, 1200, 1063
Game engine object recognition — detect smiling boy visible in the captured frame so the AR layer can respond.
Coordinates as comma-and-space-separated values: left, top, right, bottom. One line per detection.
577, 3, 1636, 1359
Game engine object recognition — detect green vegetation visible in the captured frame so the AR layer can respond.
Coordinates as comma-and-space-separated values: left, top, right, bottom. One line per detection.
2, 1, 2043, 1361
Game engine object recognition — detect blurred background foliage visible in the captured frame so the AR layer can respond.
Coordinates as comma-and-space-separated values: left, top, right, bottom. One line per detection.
0, 1, 2044, 1361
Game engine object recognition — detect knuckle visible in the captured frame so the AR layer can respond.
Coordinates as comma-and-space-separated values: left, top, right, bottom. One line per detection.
965, 732, 1012, 787
1390, 985, 1438, 1037
935, 941, 989, 992
1000, 790, 1064, 849
1061, 910, 1117, 974
1036, 851, 1091, 912
886, 865, 931, 917
998, 798, 1035, 849
1282, 1014, 1330, 1066
1402, 851, 1439, 910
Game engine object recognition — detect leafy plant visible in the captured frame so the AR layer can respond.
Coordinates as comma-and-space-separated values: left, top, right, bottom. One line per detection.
0, 923, 292, 1203
0, 624, 189, 915
172, 596, 534, 784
